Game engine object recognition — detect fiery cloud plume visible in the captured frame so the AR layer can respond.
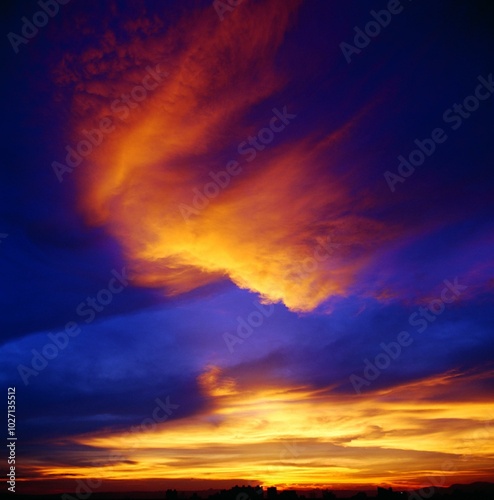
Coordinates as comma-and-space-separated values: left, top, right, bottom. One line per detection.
55, 0, 395, 312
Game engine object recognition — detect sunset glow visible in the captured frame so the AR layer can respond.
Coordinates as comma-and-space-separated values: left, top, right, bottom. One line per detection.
2, 0, 494, 496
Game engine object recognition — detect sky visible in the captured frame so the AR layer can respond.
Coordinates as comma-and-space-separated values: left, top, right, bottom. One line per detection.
1, 0, 494, 495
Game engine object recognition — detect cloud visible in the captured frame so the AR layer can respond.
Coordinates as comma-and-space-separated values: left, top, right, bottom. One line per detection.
4, 0, 494, 492
49, 0, 494, 316
50, 0, 413, 313
48, 368, 494, 488
198, 365, 238, 397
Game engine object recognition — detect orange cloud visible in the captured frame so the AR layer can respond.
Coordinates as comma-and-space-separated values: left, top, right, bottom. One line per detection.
198, 365, 238, 397
54, 0, 400, 312
36, 368, 494, 489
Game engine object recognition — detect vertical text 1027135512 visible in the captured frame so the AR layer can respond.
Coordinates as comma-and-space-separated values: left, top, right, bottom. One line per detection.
7, 387, 16, 493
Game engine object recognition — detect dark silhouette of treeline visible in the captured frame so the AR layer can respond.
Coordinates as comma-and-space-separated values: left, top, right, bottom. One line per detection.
12, 482, 494, 500
166, 483, 494, 500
